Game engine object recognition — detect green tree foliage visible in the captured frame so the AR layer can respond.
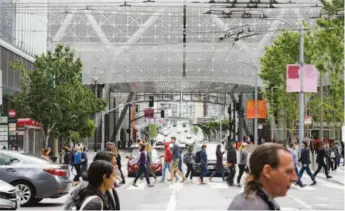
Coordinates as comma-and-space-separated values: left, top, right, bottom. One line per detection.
193, 126, 199, 134
11, 45, 106, 147
260, 0, 344, 140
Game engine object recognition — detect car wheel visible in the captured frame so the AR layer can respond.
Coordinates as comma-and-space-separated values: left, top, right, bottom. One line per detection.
12, 181, 35, 206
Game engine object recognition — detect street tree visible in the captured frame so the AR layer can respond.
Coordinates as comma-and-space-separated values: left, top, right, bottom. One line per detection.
259, 31, 314, 141
11, 45, 106, 147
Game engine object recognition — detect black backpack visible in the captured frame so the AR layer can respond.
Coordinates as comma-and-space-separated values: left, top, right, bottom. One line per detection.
194, 151, 201, 163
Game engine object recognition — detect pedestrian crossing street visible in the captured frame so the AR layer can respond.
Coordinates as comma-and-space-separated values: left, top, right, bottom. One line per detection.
119, 174, 344, 191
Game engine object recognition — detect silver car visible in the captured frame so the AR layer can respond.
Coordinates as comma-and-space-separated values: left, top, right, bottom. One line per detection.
0, 179, 19, 210
0, 150, 72, 206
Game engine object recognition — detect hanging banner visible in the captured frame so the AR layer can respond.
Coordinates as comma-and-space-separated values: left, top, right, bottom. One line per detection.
286, 64, 318, 93
246, 100, 267, 119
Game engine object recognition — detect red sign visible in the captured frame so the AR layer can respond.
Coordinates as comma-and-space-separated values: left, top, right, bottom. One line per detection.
144, 108, 154, 118
8, 109, 16, 118
287, 65, 300, 79
17, 118, 41, 128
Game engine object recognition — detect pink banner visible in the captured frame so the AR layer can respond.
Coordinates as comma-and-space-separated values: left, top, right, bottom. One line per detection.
286, 64, 318, 93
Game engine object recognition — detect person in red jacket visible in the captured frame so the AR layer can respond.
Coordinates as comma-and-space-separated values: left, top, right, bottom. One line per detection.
160, 141, 175, 182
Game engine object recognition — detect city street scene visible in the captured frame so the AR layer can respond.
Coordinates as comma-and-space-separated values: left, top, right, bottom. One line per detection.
0, 0, 344, 210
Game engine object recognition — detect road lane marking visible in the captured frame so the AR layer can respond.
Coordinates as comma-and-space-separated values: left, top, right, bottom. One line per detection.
287, 195, 314, 210
208, 182, 229, 189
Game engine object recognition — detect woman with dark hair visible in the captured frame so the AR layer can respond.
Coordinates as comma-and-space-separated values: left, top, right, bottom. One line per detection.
313, 141, 332, 179
132, 144, 154, 187
77, 160, 116, 210
209, 144, 226, 181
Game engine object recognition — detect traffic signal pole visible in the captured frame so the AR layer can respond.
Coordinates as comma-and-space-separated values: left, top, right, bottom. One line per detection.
101, 98, 153, 151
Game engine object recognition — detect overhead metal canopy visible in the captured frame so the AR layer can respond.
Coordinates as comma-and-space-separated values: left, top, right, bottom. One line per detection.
46, 0, 321, 93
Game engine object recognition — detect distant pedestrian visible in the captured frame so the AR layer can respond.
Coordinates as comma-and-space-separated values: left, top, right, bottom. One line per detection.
132, 144, 153, 187
298, 141, 316, 185
313, 141, 332, 179
198, 144, 208, 184
183, 145, 195, 182
209, 144, 226, 182
170, 137, 186, 183
237, 142, 249, 187
226, 142, 237, 186
228, 143, 297, 210
73, 147, 83, 184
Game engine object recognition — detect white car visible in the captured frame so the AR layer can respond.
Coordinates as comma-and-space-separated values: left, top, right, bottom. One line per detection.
0, 179, 19, 210
155, 134, 165, 146
179, 135, 195, 146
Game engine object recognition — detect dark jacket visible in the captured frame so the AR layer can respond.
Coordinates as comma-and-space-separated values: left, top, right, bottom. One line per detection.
137, 151, 146, 165
117, 154, 122, 167
215, 150, 224, 170
227, 147, 237, 164
299, 148, 310, 165
63, 151, 72, 164
200, 149, 207, 164
316, 148, 330, 163
172, 143, 180, 160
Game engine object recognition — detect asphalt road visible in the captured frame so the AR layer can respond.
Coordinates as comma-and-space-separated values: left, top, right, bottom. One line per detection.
19, 150, 345, 210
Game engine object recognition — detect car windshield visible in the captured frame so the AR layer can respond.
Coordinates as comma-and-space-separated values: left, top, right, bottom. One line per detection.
131, 149, 159, 159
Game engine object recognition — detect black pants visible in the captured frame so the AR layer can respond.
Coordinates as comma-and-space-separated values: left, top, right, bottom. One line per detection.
331, 158, 337, 170
313, 161, 329, 177
237, 164, 245, 184
227, 165, 236, 185
118, 166, 126, 182
73, 164, 82, 182
134, 164, 150, 185
185, 163, 194, 179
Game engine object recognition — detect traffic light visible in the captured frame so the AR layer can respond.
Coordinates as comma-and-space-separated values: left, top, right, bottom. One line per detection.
239, 109, 244, 117
161, 110, 165, 118
227, 105, 231, 114
149, 96, 154, 107
235, 103, 240, 111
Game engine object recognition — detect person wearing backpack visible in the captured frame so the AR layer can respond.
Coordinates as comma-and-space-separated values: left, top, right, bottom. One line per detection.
63, 151, 120, 210
76, 160, 115, 210
183, 146, 195, 182
197, 144, 208, 184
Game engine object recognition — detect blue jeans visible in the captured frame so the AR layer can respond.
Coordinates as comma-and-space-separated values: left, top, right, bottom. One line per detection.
210, 167, 225, 180
161, 162, 178, 181
200, 163, 208, 182
294, 165, 302, 185
299, 165, 315, 181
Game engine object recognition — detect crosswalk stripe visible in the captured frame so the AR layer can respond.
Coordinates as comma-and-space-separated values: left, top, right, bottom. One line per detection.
207, 182, 229, 189
291, 184, 316, 191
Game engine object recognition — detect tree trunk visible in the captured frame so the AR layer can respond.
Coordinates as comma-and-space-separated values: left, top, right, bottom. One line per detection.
53, 138, 59, 163
319, 74, 324, 142
282, 108, 287, 143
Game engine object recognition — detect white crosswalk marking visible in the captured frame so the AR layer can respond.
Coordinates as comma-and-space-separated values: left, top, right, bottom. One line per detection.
207, 182, 229, 189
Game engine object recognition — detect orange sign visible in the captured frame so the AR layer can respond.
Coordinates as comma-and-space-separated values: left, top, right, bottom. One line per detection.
246, 100, 267, 119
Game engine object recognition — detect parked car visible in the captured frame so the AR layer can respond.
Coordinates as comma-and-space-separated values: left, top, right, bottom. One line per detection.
0, 150, 72, 206
0, 179, 19, 210
127, 149, 162, 177
191, 143, 228, 176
